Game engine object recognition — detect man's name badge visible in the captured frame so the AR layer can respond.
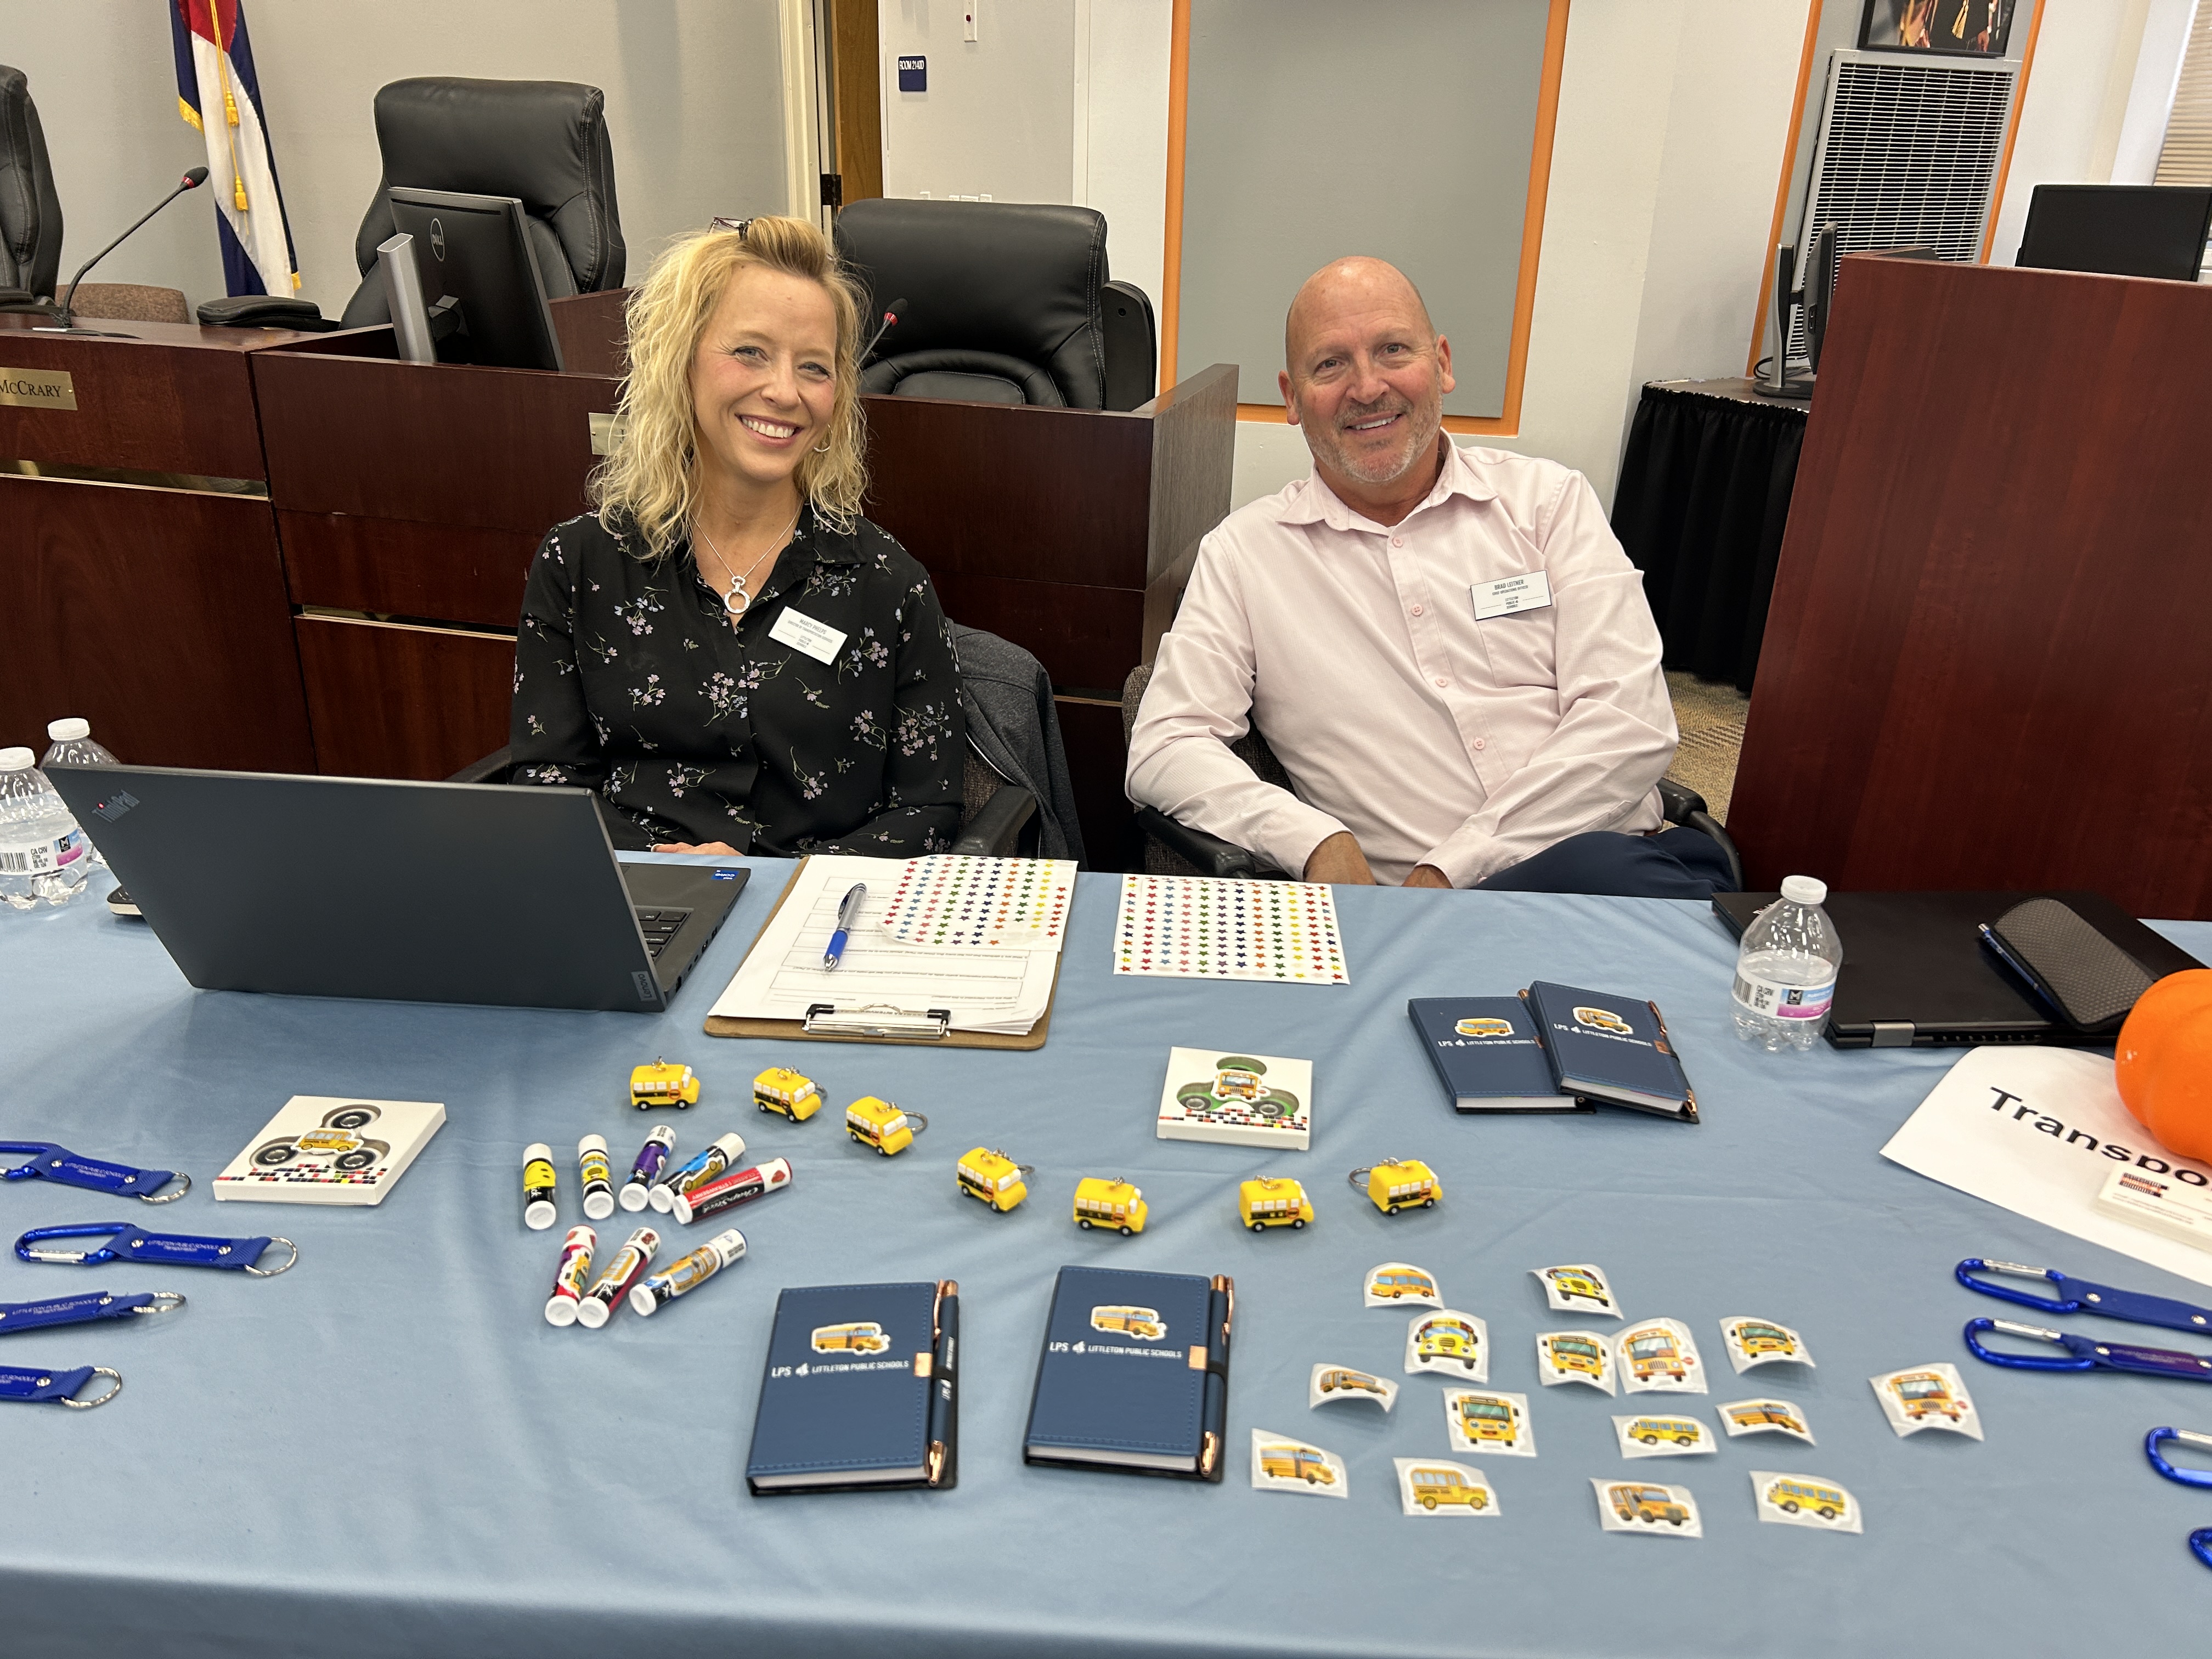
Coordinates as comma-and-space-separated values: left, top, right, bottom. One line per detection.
1471, 571, 1553, 620
769, 607, 847, 664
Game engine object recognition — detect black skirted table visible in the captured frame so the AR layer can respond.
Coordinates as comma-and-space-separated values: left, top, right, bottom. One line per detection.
1611, 377, 1808, 694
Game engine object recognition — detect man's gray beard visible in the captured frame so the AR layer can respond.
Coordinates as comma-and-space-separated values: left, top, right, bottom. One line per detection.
1315, 401, 1441, 486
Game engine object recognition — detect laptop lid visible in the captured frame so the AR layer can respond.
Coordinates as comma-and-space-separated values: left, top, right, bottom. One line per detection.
1711, 890, 2202, 1049
46, 764, 746, 1014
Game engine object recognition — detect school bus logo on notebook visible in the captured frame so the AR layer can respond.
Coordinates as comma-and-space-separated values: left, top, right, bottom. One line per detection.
1454, 1017, 1515, 1039
1090, 1304, 1166, 1341
811, 1321, 889, 1355
1573, 1006, 1634, 1036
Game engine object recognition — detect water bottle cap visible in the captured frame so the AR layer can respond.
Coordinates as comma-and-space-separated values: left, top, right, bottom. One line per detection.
46, 718, 89, 742
1780, 874, 1827, 906
0, 747, 33, 771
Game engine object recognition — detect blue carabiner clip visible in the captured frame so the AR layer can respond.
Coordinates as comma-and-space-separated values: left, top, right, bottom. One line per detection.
1957, 1257, 2212, 1336
0, 1289, 185, 1334
14, 1222, 296, 1276
2144, 1426, 2212, 1572
1965, 1318, 2212, 1380
0, 1142, 188, 1203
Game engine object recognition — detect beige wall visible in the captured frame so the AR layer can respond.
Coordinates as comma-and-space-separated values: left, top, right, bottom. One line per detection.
2, 0, 788, 314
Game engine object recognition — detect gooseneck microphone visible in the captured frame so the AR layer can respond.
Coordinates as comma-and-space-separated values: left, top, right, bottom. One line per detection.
44, 166, 211, 332
860, 297, 907, 365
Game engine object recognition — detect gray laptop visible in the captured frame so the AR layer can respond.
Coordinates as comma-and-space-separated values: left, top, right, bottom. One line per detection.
46, 764, 748, 1014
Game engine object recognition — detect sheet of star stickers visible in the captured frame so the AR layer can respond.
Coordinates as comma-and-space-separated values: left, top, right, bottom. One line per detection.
878, 855, 1076, 949
1112, 874, 1351, 984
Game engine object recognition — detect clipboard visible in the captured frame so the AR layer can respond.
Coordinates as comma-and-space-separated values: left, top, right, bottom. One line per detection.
703, 859, 1062, 1050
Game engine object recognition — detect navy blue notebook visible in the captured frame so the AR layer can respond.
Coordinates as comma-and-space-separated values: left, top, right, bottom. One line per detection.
1023, 1265, 1231, 1481
1523, 981, 1698, 1122
1407, 996, 1585, 1113
745, 1280, 957, 1493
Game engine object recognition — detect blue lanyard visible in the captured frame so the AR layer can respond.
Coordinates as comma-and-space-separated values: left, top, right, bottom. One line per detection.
0, 1289, 184, 1333
1966, 1317, 2212, 1380
15, 1223, 296, 1274
0, 1364, 123, 1408
0, 1142, 188, 1203
1957, 1258, 2212, 1336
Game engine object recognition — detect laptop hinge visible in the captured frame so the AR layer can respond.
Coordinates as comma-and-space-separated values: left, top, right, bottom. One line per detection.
1869, 1021, 1916, 1048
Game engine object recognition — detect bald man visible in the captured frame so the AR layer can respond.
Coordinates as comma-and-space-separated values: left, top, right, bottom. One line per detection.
1126, 258, 1734, 898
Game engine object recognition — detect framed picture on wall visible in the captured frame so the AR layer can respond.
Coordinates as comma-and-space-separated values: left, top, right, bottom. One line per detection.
1859, 0, 2015, 58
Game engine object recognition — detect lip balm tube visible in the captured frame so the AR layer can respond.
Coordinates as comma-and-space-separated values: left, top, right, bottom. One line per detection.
523, 1143, 558, 1230
544, 1226, 595, 1326
577, 1225, 659, 1328
578, 1135, 615, 1221
674, 1157, 793, 1225
648, 1133, 745, 1215
628, 1227, 746, 1316
620, 1126, 676, 1212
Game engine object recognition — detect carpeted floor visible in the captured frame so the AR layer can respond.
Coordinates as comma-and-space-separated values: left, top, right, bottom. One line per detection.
1663, 671, 1749, 823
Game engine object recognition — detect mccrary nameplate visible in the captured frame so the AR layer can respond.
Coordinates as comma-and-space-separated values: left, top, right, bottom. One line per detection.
0, 367, 76, 410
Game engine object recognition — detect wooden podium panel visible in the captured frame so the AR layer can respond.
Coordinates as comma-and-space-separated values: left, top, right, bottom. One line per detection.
295, 614, 515, 782
1728, 255, 2212, 919
0, 473, 315, 771
1, 315, 319, 770
252, 326, 622, 780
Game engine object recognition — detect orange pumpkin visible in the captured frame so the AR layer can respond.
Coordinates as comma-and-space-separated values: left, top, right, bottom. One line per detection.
2114, 968, 2212, 1163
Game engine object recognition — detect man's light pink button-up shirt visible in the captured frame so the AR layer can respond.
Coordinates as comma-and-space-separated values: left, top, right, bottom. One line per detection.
1126, 441, 1676, 887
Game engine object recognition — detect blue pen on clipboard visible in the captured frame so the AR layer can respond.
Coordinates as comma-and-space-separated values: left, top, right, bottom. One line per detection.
823, 883, 867, 970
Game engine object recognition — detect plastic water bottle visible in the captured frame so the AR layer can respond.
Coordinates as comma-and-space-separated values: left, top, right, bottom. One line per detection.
41, 719, 119, 866
1730, 874, 1842, 1052
0, 747, 92, 910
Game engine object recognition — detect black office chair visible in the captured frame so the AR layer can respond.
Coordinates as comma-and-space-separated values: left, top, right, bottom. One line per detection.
834, 198, 1156, 411
1119, 662, 1744, 890
0, 64, 63, 312
199, 77, 627, 332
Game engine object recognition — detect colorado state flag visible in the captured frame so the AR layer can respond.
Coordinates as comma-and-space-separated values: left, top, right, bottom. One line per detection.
170, 1, 300, 296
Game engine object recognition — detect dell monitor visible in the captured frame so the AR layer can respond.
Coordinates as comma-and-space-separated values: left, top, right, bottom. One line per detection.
2015, 184, 2212, 283
385, 187, 566, 371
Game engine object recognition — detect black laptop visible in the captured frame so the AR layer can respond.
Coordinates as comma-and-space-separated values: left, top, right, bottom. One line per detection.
46, 764, 748, 1014
1711, 889, 2202, 1049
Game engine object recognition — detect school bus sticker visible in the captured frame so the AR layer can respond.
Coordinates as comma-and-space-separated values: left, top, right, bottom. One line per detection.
1536, 1330, 1618, 1395
1405, 1310, 1491, 1380
1533, 1263, 1619, 1316
1395, 1457, 1499, 1518
1443, 1389, 1536, 1457
1719, 1315, 1814, 1374
1870, 1362, 1983, 1439
1363, 1261, 1442, 1308
1590, 1477, 1702, 1537
1614, 1413, 1714, 1459
1250, 1429, 1348, 1497
1310, 1363, 1398, 1411
1717, 1397, 1815, 1444
811, 1321, 890, 1355
1619, 1319, 1707, 1395
1752, 1470, 1862, 1533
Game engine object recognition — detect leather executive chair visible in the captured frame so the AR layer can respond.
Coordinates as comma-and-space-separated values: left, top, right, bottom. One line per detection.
0, 64, 63, 311
834, 198, 1157, 411
199, 76, 626, 331
1119, 661, 1744, 888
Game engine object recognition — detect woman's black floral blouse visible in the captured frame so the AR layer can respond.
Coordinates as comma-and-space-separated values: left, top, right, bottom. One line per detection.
510, 507, 964, 855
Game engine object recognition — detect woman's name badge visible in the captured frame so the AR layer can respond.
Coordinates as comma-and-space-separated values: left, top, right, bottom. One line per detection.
768, 607, 847, 664
1471, 571, 1552, 619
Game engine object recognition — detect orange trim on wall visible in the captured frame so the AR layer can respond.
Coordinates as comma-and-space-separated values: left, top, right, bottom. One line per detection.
1160, 0, 1571, 434
1745, 1, 1826, 377
1982, 0, 2046, 261
1158, 0, 1192, 397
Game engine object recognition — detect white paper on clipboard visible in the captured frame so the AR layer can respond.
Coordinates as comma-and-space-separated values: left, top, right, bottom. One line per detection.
708, 854, 1061, 1035
1879, 1047, 2212, 1289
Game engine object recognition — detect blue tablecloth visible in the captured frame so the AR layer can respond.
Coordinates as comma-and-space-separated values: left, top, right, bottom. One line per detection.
2, 861, 2208, 1657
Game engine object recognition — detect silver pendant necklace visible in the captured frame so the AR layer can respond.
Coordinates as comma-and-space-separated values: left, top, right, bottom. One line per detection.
698, 505, 801, 618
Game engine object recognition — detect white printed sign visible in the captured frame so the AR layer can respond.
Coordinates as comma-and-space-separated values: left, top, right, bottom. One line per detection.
1880, 1048, 2212, 1289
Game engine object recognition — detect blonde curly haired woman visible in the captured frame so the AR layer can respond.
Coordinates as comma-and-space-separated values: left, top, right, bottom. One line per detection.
508, 216, 963, 855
